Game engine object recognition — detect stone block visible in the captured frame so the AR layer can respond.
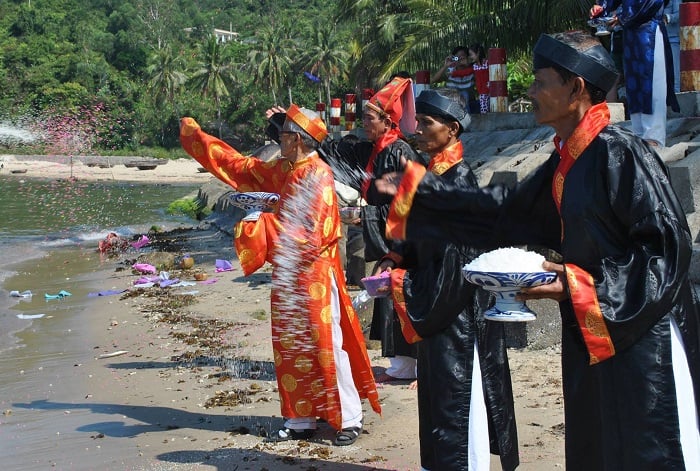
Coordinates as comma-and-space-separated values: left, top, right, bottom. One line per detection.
668, 165, 695, 213
488, 170, 518, 188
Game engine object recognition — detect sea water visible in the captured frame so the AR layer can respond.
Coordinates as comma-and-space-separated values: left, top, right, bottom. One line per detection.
0, 175, 201, 353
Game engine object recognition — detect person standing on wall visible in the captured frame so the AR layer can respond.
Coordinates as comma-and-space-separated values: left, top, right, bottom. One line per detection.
665, 0, 681, 93
469, 43, 490, 114
431, 46, 476, 113
591, 0, 679, 147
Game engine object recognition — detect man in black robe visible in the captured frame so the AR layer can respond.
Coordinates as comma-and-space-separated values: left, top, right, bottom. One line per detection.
384, 88, 518, 470
377, 30, 700, 470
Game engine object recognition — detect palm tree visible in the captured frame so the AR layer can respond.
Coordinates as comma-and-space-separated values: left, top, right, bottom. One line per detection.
189, 36, 237, 137
146, 46, 187, 109
247, 24, 295, 106
300, 23, 350, 106
336, 0, 408, 86
146, 45, 188, 144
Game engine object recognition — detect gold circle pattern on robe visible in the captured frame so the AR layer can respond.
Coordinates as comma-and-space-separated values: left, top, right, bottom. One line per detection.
281, 373, 298, 392
295, 398, 313, 416
273, 349, 282, 367
319, 305, 332, 324
294, 355, 313, 373
309, 282, 326, 300
238, 249, 255, 266
279, 332, 296, 349
318, 349, 334, 368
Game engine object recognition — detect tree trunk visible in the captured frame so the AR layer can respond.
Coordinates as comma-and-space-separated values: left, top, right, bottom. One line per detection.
216, 97, 222, 138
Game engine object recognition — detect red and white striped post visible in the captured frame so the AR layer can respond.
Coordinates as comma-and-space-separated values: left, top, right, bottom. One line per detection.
415, 70, 431, 98
316, 102, 326, 123
680, 2, 700, 91
344, 93, 356, 130
330, 98, 342, 132
488, 48, 508, 112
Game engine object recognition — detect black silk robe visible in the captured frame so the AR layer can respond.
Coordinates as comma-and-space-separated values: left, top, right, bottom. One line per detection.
395, 157, 518, 471
320, 136, 424, 357
394, 123, 700, 470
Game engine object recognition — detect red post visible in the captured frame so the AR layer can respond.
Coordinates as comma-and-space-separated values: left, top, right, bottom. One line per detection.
488, 48, 508, 112
415, 70, 431, 98
316, 102, 326, 123
330, 98, 342, 131
680, 2, 700, 91
344, 93, 356, 129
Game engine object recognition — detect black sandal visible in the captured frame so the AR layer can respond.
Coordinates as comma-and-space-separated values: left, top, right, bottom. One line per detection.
267, 427, 315, 442
333, 426, 362, 446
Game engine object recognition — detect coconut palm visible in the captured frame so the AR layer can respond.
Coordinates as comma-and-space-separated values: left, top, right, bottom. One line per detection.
146, 45, 188, 144
188, 36, 238, 137
247, 24, 295, 106
300, 23, 350, 106
336, 0, 408, 86
146, 45, 187, 109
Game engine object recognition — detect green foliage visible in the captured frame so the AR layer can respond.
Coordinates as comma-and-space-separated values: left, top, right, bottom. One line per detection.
166, 196, 211, 220
507, 55, 534, 102
0, 0, 592, 154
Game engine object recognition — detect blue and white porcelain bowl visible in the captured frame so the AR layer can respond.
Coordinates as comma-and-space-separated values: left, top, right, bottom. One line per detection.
462, 269, 557, 322
228, 192, 280, 221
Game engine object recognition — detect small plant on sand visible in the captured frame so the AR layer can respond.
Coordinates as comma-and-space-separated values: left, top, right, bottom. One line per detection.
251, 309, 267, 320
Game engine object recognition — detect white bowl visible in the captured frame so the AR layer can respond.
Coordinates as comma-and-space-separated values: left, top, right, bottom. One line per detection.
462, 269, 556, 322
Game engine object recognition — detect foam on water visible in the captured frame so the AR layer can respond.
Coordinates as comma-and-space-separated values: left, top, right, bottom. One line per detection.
0, 123, 39, 144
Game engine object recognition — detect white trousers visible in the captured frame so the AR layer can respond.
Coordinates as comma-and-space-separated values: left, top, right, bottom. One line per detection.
285, 274, 363, 431
385, 355, 417, 379
671, 317, 700, 469
421, 339, 490, 471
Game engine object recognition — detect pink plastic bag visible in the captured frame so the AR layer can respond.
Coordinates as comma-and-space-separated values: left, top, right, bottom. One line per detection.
132, 263, 157, 274
130, 235, 150, 249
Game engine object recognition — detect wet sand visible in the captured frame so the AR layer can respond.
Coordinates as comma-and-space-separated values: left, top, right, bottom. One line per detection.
0, 156, 565, 470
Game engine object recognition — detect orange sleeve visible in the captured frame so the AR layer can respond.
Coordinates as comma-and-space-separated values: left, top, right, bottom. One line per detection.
234, 213, 280, 276
386, 161, 427, 240
390, 268, 423, 344
565, 263, 616, 364
179, 117, 278, 192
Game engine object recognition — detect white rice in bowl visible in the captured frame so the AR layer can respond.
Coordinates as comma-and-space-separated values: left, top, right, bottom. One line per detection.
464, 247, 546, 273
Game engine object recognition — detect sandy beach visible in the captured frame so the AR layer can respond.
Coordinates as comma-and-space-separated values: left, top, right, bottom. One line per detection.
0, 156, 565, 470
0, 154, 215, 184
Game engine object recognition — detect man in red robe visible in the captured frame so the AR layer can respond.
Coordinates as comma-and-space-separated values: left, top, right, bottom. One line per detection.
180, 105, 381, 446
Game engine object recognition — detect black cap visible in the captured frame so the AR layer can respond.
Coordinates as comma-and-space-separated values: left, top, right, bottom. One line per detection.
533, 32, 619, 93
415, 90, 471, 132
